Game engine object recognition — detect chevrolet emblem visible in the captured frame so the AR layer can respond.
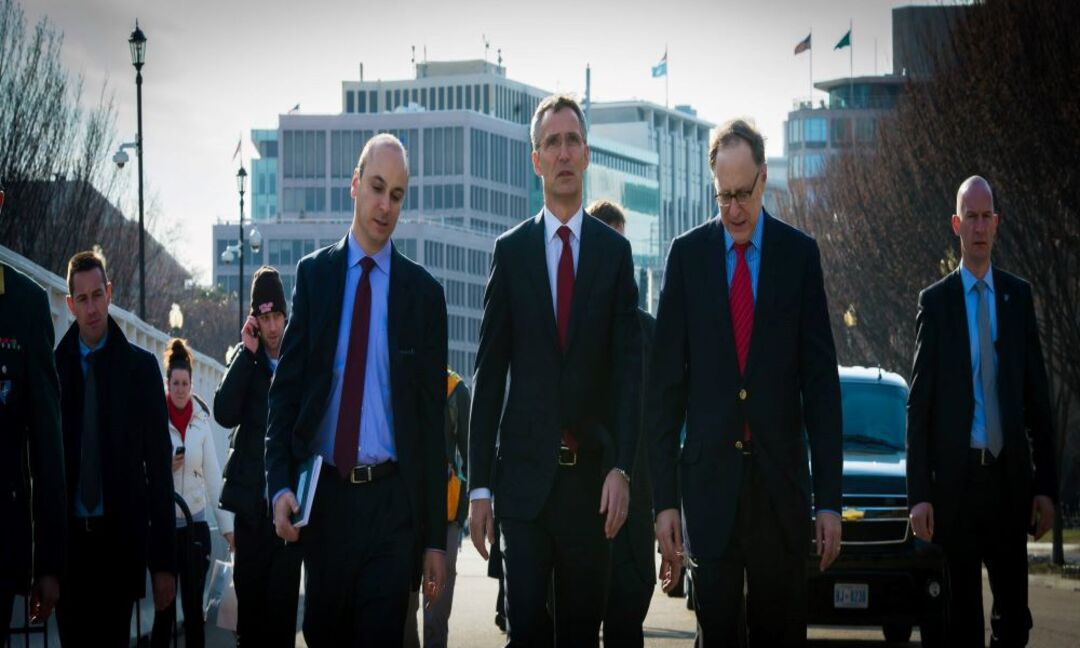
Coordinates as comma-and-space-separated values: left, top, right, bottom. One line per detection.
841, 508, 865, 521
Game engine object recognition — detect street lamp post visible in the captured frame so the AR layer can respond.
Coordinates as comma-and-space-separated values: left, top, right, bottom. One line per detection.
128, 21, 147, 321
236, 165, 248, 331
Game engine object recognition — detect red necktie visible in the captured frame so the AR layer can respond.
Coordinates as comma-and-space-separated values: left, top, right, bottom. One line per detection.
730, 242, 754, 442
555, 226, 578, 452
334, 256, 375, 478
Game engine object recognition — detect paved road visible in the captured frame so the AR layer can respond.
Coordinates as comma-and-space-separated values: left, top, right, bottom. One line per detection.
10, 544, 1078, 646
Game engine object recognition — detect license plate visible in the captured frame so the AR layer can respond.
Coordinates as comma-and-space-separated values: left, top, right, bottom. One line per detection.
833, 583, 869, 609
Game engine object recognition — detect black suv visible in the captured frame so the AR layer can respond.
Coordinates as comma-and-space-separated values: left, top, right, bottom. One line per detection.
806, 366, 948, 645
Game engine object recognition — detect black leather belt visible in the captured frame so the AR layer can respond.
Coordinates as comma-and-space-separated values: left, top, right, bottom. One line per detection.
969, 448, 998, 467
77, 516, 106, 533
347, 462, 397, 485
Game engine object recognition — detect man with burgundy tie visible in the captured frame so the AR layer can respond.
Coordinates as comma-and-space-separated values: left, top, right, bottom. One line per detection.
468, 94, 642, 646
648, 118, 843, 646
265, 133, 448, 646
907, 176, 1057, 646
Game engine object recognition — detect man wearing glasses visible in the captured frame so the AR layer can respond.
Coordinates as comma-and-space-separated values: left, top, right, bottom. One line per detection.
648, 118, 842, 646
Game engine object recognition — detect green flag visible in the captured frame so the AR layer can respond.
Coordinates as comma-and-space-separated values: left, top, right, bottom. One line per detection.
834, 29, 851, 50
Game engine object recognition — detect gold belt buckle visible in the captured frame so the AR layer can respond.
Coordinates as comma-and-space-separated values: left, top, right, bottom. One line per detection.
350, 465, 374, 484
558, 445, 577, 466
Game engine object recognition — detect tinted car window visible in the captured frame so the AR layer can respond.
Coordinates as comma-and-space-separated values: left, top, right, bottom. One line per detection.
841, 382, 906, 453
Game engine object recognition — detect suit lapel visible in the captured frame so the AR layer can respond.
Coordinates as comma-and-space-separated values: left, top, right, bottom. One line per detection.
744, 213, 778, 383
992, 267, 1014, 400
388, 246, 411, 426
527, 212, 560, 352
318, 237, 350, 360
566, 213, 600, 353
705, 218, 741, 382
945, 269, 975, 408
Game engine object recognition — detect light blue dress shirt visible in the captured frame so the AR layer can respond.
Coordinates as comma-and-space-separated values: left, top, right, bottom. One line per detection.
311, 232, 396, 469
74, 331, 108, 518
959, 264, 998, 449
722, 209, 764, 301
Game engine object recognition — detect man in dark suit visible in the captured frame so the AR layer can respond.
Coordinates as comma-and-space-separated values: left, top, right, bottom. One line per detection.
907, 176, 1057, 647
468, 95, 642, 646
266, 133, 448, 646
54, 250, 176, 646
588, 199, 657, 647
0, 182, 66, 643
648, 119, 842, 647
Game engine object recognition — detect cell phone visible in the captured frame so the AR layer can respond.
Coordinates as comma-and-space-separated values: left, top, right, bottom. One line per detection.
175, 446, 186, 456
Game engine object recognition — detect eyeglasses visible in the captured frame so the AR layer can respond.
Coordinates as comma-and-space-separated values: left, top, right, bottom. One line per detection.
714, 168, 761, 209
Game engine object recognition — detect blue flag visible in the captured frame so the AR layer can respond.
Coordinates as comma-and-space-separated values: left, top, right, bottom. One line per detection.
651, 51, 667, 78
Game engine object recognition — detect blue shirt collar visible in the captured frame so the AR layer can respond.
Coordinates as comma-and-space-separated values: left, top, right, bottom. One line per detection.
723, 208, 765, 253
347, 230, 392, 276
960, 262, 995, 295
79, 330, 108, 358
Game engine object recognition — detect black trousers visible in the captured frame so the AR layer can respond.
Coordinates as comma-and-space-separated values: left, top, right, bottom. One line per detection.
602, 525, 654, 648
302, 466, 416, 648
234, 507, 303, 647
56, 520, 136, 648
690, 456, 807, 648
938, 452, 1032, 647
151, 521, 212, 648
500, 459, 610, 647
0, 578, 15, 646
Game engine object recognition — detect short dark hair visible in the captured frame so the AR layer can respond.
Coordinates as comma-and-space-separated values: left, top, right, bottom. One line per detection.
587, 199, 626, 229
530, 94, 587, 151
66, 250, 109, 295
708, 118, 766, 171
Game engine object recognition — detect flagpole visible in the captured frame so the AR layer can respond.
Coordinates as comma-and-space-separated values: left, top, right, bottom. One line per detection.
809, 30, 813, 106
665, 43, 669, 109
849, 18, 854, 107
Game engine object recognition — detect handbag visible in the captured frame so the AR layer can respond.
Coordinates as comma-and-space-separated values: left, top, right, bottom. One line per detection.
204, 556, 238, 631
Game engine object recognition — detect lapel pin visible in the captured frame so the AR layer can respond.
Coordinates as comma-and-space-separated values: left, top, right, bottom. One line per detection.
1004, 293, 1010, 303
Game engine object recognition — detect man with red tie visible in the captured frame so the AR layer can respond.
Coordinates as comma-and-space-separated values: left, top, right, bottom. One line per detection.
265, 133, 448, 646
468, 94, 642, 646
648, 118, 843, 646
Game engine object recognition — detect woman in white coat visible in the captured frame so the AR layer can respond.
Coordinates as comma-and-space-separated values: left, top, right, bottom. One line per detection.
151, 338, 233, 648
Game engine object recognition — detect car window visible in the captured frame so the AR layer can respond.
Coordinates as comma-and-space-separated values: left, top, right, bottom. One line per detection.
840, 381, 907, 453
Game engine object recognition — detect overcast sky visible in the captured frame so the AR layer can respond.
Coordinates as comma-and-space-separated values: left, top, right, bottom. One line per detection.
24, 0, 924, 283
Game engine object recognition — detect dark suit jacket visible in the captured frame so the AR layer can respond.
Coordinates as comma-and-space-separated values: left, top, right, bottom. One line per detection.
623, 309, 657, 585
55, 316, 175, 596
0, 264, 65, 586
265, 238, 448, 551
214, 342, 275, 524
469, 211, 642, 521
906, 266, 1057, 538
648, 212, 842, 560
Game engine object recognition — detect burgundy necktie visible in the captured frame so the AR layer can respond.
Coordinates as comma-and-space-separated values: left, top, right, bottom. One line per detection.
334, 256, 375, 478
555, 225, 578, 452
730, 242, 754, 442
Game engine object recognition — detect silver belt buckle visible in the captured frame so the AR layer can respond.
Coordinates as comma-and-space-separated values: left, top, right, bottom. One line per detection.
350, 465, 374, 484
558, 445, 577, 466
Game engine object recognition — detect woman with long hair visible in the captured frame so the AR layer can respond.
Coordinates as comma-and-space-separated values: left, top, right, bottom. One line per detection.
152, 338, 233, 648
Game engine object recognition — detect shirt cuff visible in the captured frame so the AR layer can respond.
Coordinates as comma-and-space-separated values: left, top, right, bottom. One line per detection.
469, 488, 492, 501
425, 548, 446, 554
817, 509, 840, 518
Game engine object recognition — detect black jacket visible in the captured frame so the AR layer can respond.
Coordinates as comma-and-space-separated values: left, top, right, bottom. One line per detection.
265, 238, 448, 551
55, 316, 175, 596
622, 309, 656, 585
0, 264, 66, 586
469, 211, 642, 521
214, 342, 275, 524
648, 213, 842, 560
906, 266, 1058, 538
